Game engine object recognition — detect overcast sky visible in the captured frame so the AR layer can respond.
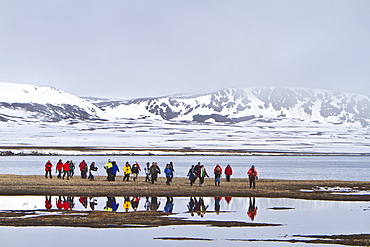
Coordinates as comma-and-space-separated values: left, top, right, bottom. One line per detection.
0, 1, 369, 99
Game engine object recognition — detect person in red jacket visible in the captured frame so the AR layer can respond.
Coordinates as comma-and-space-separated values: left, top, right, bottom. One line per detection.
45, 160, 53, 179
247, 165, 258, 189
79, 160, 88, 179
56, 159, 63, 179
225, 164, 233, 182
62, 161, 71, 180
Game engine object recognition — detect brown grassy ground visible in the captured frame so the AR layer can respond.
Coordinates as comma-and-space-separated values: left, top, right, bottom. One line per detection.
0, 210, 280, 228
0, 174, 369, 201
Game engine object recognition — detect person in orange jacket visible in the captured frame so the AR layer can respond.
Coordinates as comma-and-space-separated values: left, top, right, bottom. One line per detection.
45, 160, 53, 179
247, 165, 258, 189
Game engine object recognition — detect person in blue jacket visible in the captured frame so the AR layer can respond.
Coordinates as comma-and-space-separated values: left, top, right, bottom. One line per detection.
164, 164, 173, 185
111, 161, 120, 181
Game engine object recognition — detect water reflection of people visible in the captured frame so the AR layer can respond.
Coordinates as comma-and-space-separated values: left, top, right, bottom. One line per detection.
214, 197, 221, 214
144, 197, 150, 211
225, 197, 232, 204
105, 197, 119, 212
63, 197, 69, 210
89, 197, 98, 211
79, 197, 88, 208
45, 196, 52, 210
247, 197, 258, 221
150, 197, 161, 211
111, 197, 119, 212
124, 197, 131, 212
195, 197, 208, 217
164, 197, 174, 213
67, 196, 75, 210
187, 197, 196, 216
131, 197, 141, 211
56, 196, 63, 210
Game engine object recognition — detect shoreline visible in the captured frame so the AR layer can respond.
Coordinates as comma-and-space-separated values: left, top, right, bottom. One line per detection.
1, 175, 369, 201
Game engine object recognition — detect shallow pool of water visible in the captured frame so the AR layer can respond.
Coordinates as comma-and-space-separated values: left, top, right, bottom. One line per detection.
0, 196, 368, 246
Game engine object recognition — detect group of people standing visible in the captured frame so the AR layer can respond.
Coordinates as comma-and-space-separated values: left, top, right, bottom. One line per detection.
103, 160, 177, 185
45, 159, 258, 188
186, 163, 236, 187
45, 159, 98, 180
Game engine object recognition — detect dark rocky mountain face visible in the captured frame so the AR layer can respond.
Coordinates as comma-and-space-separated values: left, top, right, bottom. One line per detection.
0, 102, 101, 122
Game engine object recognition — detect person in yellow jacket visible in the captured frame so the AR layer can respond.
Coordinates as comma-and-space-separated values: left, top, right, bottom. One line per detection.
104, 159, 113, 181
123, 162, 131, 181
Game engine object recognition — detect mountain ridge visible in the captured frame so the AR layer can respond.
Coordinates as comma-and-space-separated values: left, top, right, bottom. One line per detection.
98, 87, 370, 127
0, 82, 369, 127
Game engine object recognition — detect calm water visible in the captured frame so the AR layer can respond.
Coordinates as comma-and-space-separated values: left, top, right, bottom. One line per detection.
0, 155, 369, 181
0, 196, 369, 247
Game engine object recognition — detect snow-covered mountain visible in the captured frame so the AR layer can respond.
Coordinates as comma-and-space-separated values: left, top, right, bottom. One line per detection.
98, 87, 370, 127
0, 82, 106, 122
0, 82, 369, 155
1, 82, 369, 126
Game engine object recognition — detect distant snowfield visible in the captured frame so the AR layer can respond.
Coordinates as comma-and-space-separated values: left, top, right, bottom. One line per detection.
0, 117, 369, 155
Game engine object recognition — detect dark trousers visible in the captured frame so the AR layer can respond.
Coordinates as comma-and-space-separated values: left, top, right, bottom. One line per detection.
57, 170, 62, 179
192, 176, 197, 185
151, 173, 158, 184
106, 169, 113, 181
45, 170, 52, 178
123, 174, 130, 181
249, 176, 256, 188
145, 174, 150, 182
199, 177, 205, 185
62, 171, 70, 180
226, 175, 230, 182
166, 176, 171, 185
190, 178, 195, 186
